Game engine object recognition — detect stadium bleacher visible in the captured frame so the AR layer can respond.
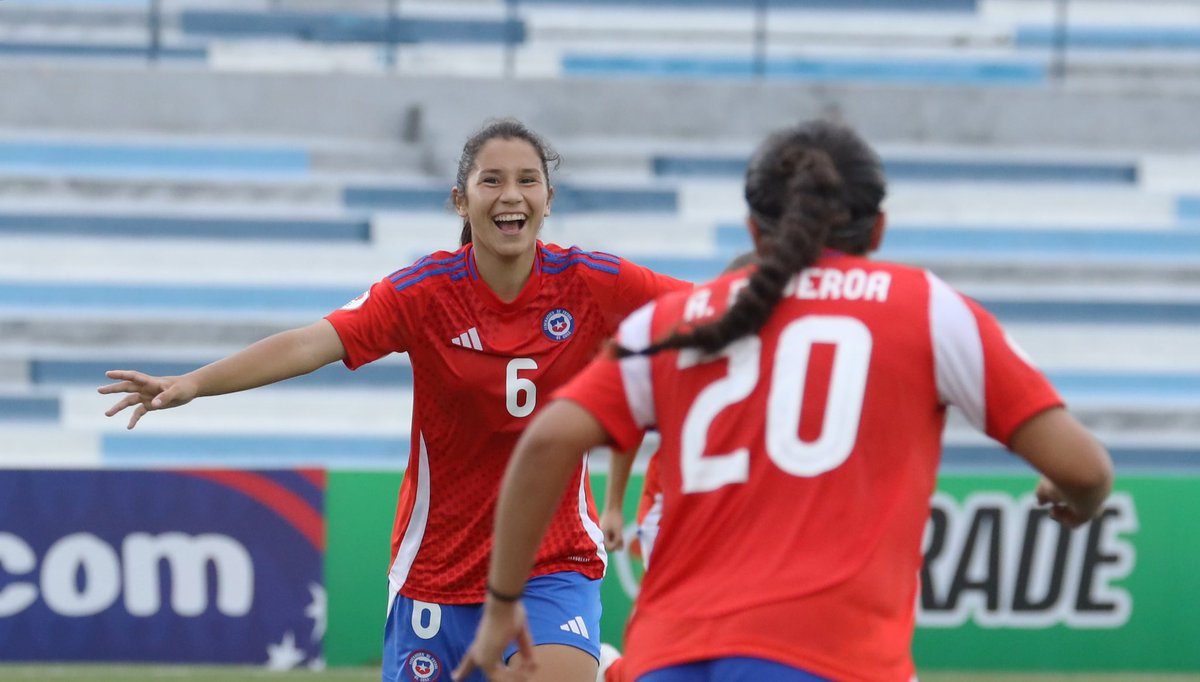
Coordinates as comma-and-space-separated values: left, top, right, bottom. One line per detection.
1, 0, 1198, 474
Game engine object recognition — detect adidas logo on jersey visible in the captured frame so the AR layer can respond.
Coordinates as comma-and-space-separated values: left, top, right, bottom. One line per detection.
450, 327, 483, 351
560, 616, 590, 638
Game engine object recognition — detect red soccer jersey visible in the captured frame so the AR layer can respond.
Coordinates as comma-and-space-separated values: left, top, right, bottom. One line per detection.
555, 253, 1063, 681
325, 241, 687, 603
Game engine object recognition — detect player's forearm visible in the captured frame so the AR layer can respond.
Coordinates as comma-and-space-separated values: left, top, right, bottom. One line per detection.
489, 401, 610, 596
604, 445, 637, 513
489, 440, 579, 596
187, 320, 345, 398
1011, 407, 1114, 518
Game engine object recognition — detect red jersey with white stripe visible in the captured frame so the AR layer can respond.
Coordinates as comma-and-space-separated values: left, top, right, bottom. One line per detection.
326, 241, 688, 604
555, 252, 1062, 681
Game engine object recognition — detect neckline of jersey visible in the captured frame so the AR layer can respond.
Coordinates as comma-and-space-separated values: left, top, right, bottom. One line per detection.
465, 241, 545, 312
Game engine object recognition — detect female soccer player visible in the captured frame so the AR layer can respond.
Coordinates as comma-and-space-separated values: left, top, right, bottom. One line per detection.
98, 118, 689, 682
455, 119, 1114, 682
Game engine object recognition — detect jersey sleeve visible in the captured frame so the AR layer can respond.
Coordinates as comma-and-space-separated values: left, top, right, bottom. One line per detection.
324, 276, 411, 370
553, 302, 658, 453
926, 272, 1064, 445
585, 256, 690, 326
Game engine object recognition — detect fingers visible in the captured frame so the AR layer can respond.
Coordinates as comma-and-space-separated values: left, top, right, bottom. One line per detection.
151, 385, 178, 409
514, 627, 536, 673
604, 532, 624, 552
104, 394, 143, 418
97, 381, 137, 396
127, 403, 148, 430
104, 369, 149, 384
451, 656, 478, 681
1049, 504, 1086, 529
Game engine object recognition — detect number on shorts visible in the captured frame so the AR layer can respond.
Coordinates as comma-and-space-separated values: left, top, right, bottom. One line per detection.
411, 600, 442, 640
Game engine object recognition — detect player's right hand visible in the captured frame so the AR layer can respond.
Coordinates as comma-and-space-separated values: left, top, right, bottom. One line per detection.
98, 370, 198, 430
599, 507, 626, 552
453, 600, 535, 681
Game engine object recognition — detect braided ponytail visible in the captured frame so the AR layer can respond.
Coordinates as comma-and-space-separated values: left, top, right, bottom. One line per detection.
619, 143, 849, 359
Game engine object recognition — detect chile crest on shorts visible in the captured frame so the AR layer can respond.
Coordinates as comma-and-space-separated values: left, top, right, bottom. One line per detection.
542, 308, 575, 341
407, 650, 441, 681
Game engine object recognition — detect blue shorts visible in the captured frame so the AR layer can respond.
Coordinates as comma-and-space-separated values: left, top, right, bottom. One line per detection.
638, 657, 830, 682
381, 571, 602, 682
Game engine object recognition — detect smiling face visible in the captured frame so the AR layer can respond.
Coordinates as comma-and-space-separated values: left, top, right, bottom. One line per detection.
452, 137, 554, 265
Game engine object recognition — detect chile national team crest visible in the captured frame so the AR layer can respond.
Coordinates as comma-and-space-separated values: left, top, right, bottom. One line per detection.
542, 308, 575, 341
407, 650, 442, 681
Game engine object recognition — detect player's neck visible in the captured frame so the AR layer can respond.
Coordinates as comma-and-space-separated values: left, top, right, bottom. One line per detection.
474, 248, 535, 303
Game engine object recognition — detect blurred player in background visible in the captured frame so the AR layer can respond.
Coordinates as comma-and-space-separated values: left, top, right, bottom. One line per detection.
99, 118, 689, 682
454, 119, 1114, 682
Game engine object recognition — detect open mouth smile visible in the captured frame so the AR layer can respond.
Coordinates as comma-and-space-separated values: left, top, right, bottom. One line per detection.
492, 213, 528, 235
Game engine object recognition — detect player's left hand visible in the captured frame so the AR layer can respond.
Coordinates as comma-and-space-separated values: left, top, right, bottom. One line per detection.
1035, 477, 1091, 528
453, 600, 535, 681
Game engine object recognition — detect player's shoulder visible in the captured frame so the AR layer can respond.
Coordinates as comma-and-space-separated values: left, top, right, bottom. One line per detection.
538, 241, 622, 278
385, 245, 472, 295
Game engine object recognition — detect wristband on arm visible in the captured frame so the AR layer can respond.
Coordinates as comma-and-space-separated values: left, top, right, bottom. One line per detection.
486, 583, 523, 603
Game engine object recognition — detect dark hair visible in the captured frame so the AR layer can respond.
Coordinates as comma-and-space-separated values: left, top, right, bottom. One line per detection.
454, 118, 561, 246
722, 250, 757, 274
620, 120, 885, 358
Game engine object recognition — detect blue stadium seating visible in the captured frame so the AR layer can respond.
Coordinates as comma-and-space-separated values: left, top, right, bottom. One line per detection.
1016, 26, 1200, 50
0, 213, 369, 241
0, 0, 1196, 474
1047, 371, 1200, 400
180, 11, 525, 45
0, 140, 309, 177
2, 277, 1190, 324
519, 0, 976, 10
1178, 197, 1200, 222
716, 225, 1200, 261
655, 156, 1137, 184
562, 55, 1044, 85
342, 187, 448, 212
344, 184, 678, 213
940, 445, 1200, 473
0, 42, 206, 60
0, 282, 359, 314
0, 395, 60, 421
30, 358, 412, 388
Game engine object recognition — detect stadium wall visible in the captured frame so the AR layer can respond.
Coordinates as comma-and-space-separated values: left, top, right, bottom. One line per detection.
2, 65, 1200, 155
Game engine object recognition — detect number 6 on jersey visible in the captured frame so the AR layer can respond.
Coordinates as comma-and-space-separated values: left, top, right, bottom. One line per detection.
506, 358, 538, 417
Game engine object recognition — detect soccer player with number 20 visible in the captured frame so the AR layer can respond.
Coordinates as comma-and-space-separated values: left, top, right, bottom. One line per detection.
457, 120, 1114, 682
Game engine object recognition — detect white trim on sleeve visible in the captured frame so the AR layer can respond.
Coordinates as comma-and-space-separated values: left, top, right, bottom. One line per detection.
926, 271, 986, 431
617, 302, 657, 429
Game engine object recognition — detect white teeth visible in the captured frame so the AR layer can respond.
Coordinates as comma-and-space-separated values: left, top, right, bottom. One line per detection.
493, 213, 527, 222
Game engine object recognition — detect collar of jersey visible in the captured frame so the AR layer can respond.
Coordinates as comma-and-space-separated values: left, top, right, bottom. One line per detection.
465, 241, 545, 311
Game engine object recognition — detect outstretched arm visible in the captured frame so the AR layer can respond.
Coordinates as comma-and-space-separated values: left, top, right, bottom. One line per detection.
455, 399, 610, 681
98, 319, 346, 429
1009, 407, 1114, 528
